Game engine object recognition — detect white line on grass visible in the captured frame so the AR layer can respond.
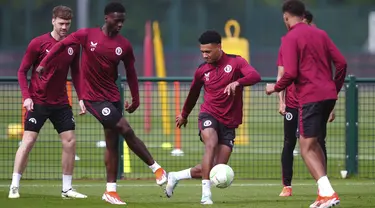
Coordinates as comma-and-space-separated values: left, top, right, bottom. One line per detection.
0, 182, 373, 188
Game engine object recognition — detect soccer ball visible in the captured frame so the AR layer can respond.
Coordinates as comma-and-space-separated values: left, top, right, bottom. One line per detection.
209, 164, 234, 188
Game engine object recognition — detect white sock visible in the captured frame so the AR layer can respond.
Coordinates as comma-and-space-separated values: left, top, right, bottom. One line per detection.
317, 176, 335, 196
202, 180, 211, 196
62, 175, 73, 192
11, 173, 21, 188
174, 168, 192, 180
106, 183, 117, 192
149, 161, 161, 173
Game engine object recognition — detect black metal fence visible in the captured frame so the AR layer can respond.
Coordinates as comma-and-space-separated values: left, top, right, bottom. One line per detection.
0, 76, 373, 180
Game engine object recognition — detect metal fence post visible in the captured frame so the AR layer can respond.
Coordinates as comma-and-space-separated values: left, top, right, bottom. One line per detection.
116, 74, 125, 179
345, 74, 358, 176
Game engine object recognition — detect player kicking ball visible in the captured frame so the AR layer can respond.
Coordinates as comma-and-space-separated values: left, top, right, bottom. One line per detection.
37, 2, 167, 205
9, 5, 86, 199
266, 1, 347, 207
166, 30, 261, 204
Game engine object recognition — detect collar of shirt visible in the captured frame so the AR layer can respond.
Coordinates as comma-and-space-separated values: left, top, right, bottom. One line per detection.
289, 22, 305, 31
209, 52, 228, 67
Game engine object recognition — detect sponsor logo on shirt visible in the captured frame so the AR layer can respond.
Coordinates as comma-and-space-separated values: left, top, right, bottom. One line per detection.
204, 72, 210, 81
90, 41, 97, 51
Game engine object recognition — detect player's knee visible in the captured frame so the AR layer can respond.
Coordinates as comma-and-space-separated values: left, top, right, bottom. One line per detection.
318, 139, 326, 148
299, 138, 318, 154
204, 141, 216, 152
20, 134, 37, 151
61, 134, 76, 150
116, 120, 135, 139
284, 138, 297, 148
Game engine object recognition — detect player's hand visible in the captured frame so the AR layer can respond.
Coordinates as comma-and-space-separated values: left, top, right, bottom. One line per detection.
224, 81, 240, 96
265, 83, 276, 95
35, 65, 45, 79
279, 102, 286, 116
79, 100, 86, 115
328, 110, 335, 122
125, 100, 139, 113
176, 114, 187, 128
23, 98, 34, 112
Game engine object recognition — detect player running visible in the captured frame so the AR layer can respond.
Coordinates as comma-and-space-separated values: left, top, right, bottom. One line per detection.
266, 1, 347, 207
36, 2, 167, 205
167, 30, 261, 204
10, 5, 86, 199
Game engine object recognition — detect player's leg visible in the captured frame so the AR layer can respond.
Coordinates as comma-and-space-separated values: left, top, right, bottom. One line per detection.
189, 144, 233, 178
280, 107, 298, 197
50, 105, 86, 198
9, 105, 47, 198
114, 116, 166, 186
115, 117, 166, 183
200, 133, 234, 204
167, 114, 228, 204
167, 144, 231, 184
100, 128, 128, 205
166, 113, 219, 203
83, 101, 126, 204
318, 124, 328, 172
299, 100, 339, 208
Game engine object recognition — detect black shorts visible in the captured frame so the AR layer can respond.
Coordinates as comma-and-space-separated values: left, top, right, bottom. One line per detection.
198, 113, 236, 149
284, 107, 299, 139
24, 104, 75, 134
84, 100, 123, 129
299, 99, 336, 138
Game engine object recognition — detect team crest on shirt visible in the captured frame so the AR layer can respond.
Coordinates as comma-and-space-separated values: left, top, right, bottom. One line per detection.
67, 47, 74, 55
115, 47, 122, 56
224, 65, 232, 73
